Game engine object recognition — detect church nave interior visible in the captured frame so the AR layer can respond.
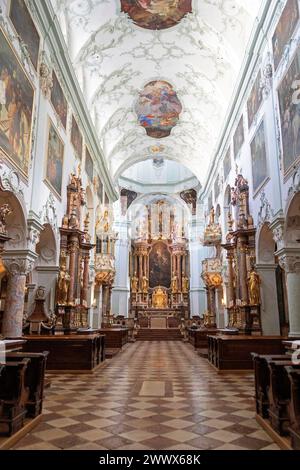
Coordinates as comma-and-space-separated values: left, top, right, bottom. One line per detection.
0, 0, 300, 455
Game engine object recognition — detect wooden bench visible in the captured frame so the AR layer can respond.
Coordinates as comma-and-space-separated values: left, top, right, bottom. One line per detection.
251, 354, 290, 419
6, 352, 49, 418
208, 335, 286, 370
267, 360, 298, 436
285, 366, 300, 450
23, 334, 105, 371
0, 359, 30, 436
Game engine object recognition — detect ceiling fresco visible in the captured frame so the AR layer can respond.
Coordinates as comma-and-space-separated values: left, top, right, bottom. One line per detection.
120, 0, 192, 31
136, 80, 182, 138
51, 0, 265, 183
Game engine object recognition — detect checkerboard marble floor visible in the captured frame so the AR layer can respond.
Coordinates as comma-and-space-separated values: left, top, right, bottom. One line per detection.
13, 341, 280, 450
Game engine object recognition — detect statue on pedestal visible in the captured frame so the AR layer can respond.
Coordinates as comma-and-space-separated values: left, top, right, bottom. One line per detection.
57, 262, 70, 305
172, 273, 178, 293
182, 275, 189, 294
248, 268, 261, 305
142, 275, 149, 294
131, 272, 139, 293
0, 203, 12, 235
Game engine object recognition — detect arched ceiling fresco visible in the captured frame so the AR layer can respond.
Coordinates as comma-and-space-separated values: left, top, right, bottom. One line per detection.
51, 0, 265, 183
120, 0, 193, 30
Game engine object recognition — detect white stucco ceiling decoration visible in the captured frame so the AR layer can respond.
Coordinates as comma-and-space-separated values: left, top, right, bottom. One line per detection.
51, 0, 265, 183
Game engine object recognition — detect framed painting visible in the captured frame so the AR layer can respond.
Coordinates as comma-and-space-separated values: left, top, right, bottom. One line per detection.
71, 115, 83, 160
272, 0, 299, 71
247, 70, 263, 129
97, 176, 103, 202
0, 27, 34, 178
223, 147, 232, 181
9, 0, 40, 70
214, 175, 220, 201
45, 119, 64, 198
51, 71, 68, 129
207, 191, 213, 211
250, 119, 269, 196
278, 46, 300, 175
149, 241, 171, 289
85, 146, 93, 182
233, 115, 244, 158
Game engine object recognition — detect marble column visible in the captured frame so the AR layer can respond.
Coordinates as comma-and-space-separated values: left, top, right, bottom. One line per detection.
238, 237, 248, 304
279, 251, 300, 337
2, 252, 37, 337
68, 235, 79, 305
81, 253, 90, 307
226, 251, 235, 307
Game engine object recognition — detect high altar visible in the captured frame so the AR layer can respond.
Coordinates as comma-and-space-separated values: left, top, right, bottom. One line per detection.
130, 201, 190, 323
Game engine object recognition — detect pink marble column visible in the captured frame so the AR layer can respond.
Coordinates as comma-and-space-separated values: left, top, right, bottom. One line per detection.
2, 254, 36, 338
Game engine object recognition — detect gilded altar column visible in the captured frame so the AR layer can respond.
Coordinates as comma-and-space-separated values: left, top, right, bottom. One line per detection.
279, 251, 300, 337
177, 254, 182, 291
81, 253, 90, 306
238, 237, 248, 304
2, 252, 37, 337
226, 251, 235, 306
68, 235, 79, 305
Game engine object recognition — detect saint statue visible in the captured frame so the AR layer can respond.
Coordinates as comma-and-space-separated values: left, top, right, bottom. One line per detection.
0, 203, 12, 235
209, 207, 215, 226
248, 268, 261, 305
131, 272, 139, 293
182, 275, 189, 294
142, 275, 149, 294
171, 273, 178, 293
57, 263, 70, 305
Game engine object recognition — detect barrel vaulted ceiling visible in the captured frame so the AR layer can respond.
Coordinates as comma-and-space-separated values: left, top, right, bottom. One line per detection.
51, 0, 265, 183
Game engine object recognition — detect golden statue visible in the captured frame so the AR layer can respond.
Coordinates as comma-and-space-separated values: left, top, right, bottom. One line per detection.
57, 263, 70, 305
142, 275, 149, 294
248, 268, 261, 305
182, 275, 189, 294
131, 272, 139, 293
153, 287, 168, 309
171, 273, 178, 293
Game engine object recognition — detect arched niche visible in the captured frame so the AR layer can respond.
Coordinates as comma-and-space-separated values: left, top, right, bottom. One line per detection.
30, 223, 59, 316
257, 223, 276, 265
0, 189, 27, 250
285, 192, 300, 248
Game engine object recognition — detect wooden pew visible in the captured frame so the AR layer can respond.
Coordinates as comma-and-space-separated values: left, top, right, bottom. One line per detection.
285, 367, 300, 450
267, 360, 300, 436
0, 359, 30, 436
6, 352, 49, 418
251, 354, 290, 419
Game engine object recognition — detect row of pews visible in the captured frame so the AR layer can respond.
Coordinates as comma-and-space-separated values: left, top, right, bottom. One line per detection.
0, 328, 131, 439
0, 351, 48, 437
252, 351, 300, 450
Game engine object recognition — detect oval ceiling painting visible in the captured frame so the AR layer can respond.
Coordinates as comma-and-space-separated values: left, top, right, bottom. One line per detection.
121, 0, 192, 31
136, 80, 182, 138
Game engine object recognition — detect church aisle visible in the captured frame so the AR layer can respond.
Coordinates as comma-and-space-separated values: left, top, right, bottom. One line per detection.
13, 342, 279, 451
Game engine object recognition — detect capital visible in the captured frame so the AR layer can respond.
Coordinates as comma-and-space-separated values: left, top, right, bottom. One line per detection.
278, 250, 300, 274
2, 250, 37, 276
